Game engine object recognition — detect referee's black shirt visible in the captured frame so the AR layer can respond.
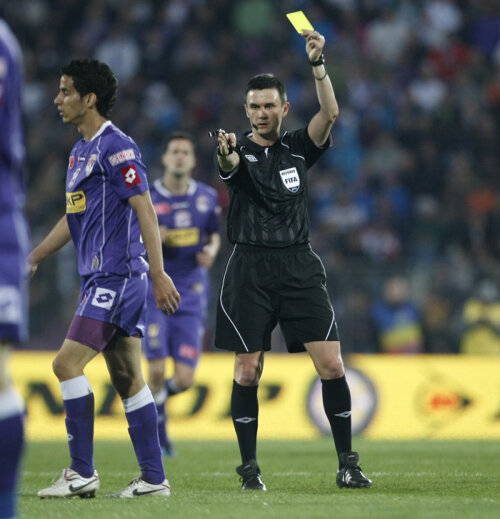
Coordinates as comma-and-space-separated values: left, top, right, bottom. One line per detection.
219, 127, 332, 248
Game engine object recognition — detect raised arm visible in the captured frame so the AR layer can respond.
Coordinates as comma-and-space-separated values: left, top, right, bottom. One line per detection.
303, 29, 339, 147
128, 191, 180, 314
29, 215, 72, 276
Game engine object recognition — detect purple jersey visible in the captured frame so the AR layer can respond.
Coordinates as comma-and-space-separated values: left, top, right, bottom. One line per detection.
0, 19, 25, 212
0, 19, 29, 344
66, 121, 149, 277
150, 178, 220, 287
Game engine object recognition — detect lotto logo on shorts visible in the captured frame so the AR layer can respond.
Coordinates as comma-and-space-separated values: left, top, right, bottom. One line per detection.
121, 164, 141, 187
91, 288, 117, 310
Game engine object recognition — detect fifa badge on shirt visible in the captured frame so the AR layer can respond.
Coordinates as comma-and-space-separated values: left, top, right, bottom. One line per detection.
279, 167, 300, 193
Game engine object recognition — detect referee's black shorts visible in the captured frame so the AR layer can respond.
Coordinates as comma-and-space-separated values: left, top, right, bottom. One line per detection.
215, 244, 339, 353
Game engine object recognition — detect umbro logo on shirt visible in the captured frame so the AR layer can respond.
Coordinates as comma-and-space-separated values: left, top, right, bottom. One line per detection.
245, 154, 258, 162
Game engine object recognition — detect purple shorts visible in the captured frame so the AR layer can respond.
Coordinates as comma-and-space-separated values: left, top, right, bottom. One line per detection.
0, 211, 30, 344
70, 272, 147, 346
142, 282, 206, 367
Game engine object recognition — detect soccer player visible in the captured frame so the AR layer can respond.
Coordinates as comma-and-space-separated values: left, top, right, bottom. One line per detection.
215, 30, 372, 490
31, 59, 180, 498
143, 131, 220, 457
0, 18, 29, 519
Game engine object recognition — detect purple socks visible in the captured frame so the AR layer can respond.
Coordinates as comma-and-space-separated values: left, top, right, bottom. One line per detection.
123, 385, 165, 484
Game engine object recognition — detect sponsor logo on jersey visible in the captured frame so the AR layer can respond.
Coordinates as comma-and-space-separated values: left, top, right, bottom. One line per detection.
121, 164, 141, 187
245, 154, 258, 162
0, 285, 22, 324
66, 191, 86, 213
154, 202, 171, 215
164, 228, 200, 247
91, 287, 117, 310
196, 195, 209, 213
68, 168, 81, 188
68, 156, 75, 169
108, 148, 136, 166
78, 156, 86, 162
279, 167, 300, 193
86, 154, 97, 176
172, 202, 189, 210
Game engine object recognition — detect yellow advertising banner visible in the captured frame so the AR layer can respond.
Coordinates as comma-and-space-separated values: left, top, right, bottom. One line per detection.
10, 352, 500, 441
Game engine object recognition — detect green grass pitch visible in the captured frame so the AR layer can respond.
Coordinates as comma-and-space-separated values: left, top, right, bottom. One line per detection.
19, 439, 500, 519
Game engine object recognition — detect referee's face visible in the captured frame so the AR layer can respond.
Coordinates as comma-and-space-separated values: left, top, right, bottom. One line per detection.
245, 88, 290, 143
162, 138, 196, 178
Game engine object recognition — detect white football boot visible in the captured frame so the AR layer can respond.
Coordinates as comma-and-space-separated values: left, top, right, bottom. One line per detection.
108, 477, 171, 498
38, 468, 99, 498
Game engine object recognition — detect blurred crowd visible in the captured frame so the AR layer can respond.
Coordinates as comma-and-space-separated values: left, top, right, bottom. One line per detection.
3, 0, 500, 353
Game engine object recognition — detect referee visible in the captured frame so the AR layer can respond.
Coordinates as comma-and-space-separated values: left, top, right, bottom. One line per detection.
215, 29, 372, 491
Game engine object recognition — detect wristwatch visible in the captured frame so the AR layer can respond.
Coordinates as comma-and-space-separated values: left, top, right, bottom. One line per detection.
310, 54, 325, 67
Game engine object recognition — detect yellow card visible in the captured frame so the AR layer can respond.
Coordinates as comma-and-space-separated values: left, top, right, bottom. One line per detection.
286, 11, 314, 34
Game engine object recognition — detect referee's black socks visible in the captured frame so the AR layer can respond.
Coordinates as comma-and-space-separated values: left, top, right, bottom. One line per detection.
231, 380, 259, 465
321, 375, 352, 467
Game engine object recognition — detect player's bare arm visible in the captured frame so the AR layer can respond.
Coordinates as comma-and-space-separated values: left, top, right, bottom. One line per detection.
196, 232, 221, 268
29, 215, 72, 276
216, 129, 239, 172
128, 191, 180, 314
302, 29, 339, 147
158, 224, 169, 243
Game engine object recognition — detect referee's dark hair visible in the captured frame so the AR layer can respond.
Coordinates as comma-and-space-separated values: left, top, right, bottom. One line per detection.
245, 74, 287, 105
61, 59, 118, 119
164, 131, 195, 150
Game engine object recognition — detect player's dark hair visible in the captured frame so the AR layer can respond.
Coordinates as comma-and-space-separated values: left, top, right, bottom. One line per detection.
164, 131, 195, 150
245, 74, 287, 105
61, 59, 118, 118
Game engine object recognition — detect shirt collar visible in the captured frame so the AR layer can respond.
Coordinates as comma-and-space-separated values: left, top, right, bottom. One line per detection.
241, 131, 283, 152
89, 120, 113, 142
154, 178, 196, 197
